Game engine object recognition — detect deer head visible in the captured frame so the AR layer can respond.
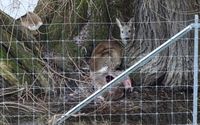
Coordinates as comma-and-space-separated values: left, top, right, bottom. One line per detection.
90, 67, 133, 101
116, 18, 134, 45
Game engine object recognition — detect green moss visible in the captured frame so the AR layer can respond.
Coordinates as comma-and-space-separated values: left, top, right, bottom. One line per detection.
0, 48, 6, 58
0, 28, 50, 87
0, 61, 18, 85
0, 43, 32, 85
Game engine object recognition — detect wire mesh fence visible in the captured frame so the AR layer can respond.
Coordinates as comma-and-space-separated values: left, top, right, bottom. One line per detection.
0, 1, 199, 125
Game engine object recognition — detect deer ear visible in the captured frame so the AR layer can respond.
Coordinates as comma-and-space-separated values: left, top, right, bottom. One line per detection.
116, 18, 122, 28
128, 18, 133, 27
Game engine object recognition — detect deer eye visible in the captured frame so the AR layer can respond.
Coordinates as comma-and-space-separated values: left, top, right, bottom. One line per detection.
128, 30, 131, 32
121, 31, 124, 33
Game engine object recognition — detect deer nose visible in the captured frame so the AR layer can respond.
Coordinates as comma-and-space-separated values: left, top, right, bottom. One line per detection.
106, 75, 114, 83
125, 37, 130, 40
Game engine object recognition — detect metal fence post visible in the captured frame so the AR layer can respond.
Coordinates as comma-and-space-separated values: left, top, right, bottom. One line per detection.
193, 14, 199, 125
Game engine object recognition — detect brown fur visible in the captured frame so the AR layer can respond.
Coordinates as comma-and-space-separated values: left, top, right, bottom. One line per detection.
91, 70, 131, 101
89, 40, 123, 72
91, 71, 120, 100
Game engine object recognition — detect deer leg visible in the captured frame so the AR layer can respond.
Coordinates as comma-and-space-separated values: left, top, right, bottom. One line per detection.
122, 77, 133, 92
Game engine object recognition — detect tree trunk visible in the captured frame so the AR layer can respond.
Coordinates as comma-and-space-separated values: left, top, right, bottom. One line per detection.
126, 0, 197, 86
0, 11, 54, 88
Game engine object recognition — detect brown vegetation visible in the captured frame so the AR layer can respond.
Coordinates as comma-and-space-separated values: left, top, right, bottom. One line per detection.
0, 0, 200, 124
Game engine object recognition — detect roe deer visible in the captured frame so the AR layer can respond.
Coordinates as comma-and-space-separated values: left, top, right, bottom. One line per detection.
89, 18, 135, 102
89, 18, 134, 72
116, 18, 134, 45
20, 12, 43, 31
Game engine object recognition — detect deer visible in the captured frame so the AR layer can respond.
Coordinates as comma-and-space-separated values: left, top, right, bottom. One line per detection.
116, 17, 135, 69
89, 18, 134, 72
89, 17, 134, 73
88, 18, 134, 102
20, 12, 43, 31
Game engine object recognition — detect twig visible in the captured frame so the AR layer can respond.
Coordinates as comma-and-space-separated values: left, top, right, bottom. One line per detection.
0, 87, 24, 97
